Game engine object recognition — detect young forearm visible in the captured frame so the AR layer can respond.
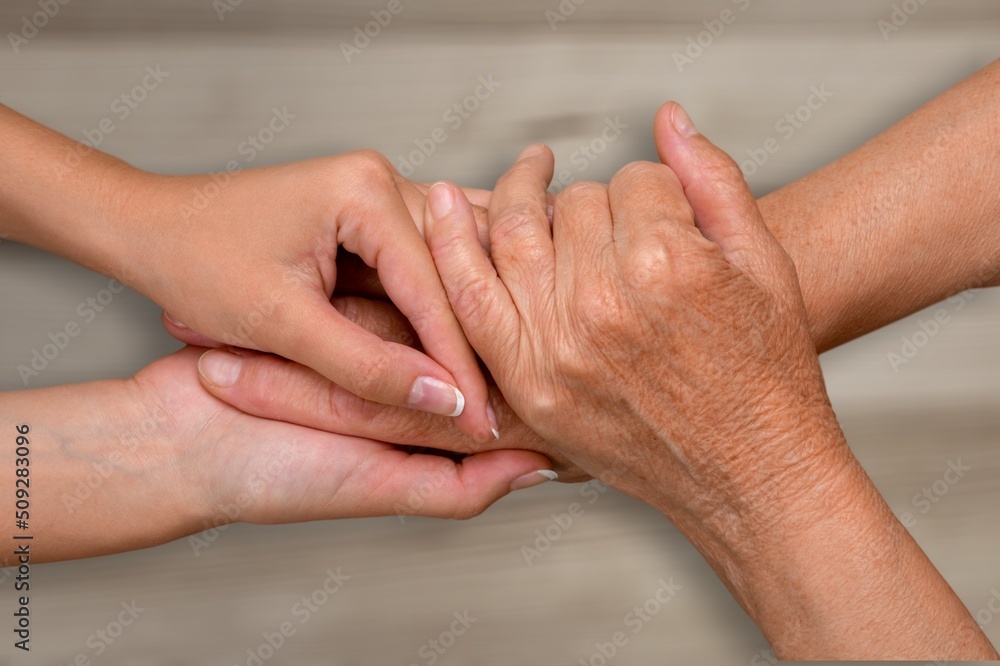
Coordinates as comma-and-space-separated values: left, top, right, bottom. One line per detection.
0, 104, 145, 283
759, 59, 1000, 352
0, 382, 202, 565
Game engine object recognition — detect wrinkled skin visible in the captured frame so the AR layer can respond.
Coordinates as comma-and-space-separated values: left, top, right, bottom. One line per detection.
421, 118, 848, 538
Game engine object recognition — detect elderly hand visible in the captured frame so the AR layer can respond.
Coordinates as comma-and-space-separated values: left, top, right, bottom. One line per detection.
423, 110, 843, 513
420, 104, 993, 659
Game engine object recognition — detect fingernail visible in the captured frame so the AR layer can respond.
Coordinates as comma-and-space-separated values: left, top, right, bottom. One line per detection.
428, 182, 455, 219
510, 469, 559, 491
164, 312, 187, 328
198, 350, 243, 388
409, 376, 465, 417
671, 104, 699, 138
518, 144, 547, 161
486, 403, 500, 440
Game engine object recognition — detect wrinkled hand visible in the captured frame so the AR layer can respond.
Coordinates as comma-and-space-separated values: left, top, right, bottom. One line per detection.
133, 151, 494, 439
423, 104, 852, 546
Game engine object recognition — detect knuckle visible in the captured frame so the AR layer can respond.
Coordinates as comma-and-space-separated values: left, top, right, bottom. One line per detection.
403, 297, 449, 333
705, 152, 745, 185
348, 149, 393, 177
342, 150, 397, 194
558, 181, 605, 208
321, 380, 366, 425
614, 160, 664, 185
702, 154, 753, 208
450, 273, 497, 328
238, 361, 287, 415
491, 204, 541, 245
623, 243, 673, 292
521, 389, 563, 428
346, 350, 396, 399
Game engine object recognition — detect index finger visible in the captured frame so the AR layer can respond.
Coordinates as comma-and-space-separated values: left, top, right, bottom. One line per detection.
488, 145, 557, 311
335, 185, 494, 443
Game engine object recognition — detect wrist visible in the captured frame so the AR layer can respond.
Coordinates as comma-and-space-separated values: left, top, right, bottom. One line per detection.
2, 378, 208, 563
652, 412, 857, 562
0, 104, 148, 281
656, 420, 993, 659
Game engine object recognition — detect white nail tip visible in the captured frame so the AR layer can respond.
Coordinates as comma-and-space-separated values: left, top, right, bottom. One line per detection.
448, 388, 466, 418
537, 470, 559, 481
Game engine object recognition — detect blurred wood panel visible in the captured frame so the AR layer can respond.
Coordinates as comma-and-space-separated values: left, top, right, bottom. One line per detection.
0, 2, 999, 664
3, 0, 1000, 32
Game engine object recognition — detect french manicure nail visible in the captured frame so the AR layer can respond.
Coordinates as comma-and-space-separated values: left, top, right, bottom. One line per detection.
198, 350, 243, 388
510, 469, 559, 491
671, 104, 699, 138
428, 182, 455, 219
409, 376, 465, 417
486, 403, 500, 440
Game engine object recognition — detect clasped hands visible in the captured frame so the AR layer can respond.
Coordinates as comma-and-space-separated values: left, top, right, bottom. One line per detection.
143, 102, 851, 551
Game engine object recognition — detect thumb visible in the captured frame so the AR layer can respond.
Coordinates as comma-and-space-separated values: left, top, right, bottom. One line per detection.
348, 450, 559, 521
261, 290, 468, 419
653, 102, 787, 286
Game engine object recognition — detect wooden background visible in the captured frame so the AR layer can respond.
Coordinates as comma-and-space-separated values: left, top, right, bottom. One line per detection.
1, 1, 999, 663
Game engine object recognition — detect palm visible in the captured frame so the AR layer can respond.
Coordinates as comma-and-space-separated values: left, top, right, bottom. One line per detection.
130, 347, 549, 523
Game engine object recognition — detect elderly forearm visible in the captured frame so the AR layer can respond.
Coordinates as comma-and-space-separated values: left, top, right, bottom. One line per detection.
664, 426, 998, 660
758, 59, 1000, 353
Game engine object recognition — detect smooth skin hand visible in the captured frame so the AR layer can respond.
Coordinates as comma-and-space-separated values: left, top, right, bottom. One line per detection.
0, 104, 494, 440
0, 342, 554, 566
418, 106, 997, 660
